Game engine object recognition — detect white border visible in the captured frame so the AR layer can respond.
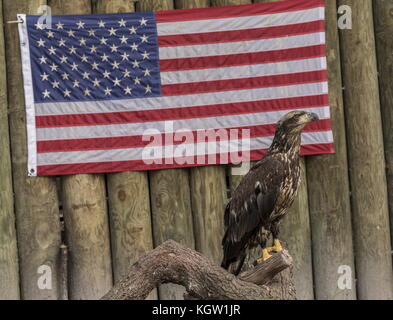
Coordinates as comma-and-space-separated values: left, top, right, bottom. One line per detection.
18, 14, 37, 176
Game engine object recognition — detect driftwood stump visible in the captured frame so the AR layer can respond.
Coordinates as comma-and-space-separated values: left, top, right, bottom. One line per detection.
101, 240, 296, 300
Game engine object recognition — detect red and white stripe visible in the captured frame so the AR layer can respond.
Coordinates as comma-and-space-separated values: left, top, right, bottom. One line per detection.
33, 0, 333, 176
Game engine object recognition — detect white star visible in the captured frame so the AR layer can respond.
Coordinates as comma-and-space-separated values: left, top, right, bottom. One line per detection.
51, 80, 60, 88
60, 55, 68, 63
80, 54, 88, 63
141, 51, 150, 60
56, 21, 64, 29
42, 89, 50, 98
84, 88, 91, 96
48, 46, 57, 55
111, 61, 120, 69
72, 80, 80, 87
139, 17, 147, 26
104, 87, 112, 96
101, 53, 109, 62
129, 26, 137, 34
88, 29, 95, 36
58, 38, 66, 47
119, 35, 128, 44
143, 68, 151, 77
110, 44, 118, 52
134, 76, 141, 85
67, 30, 75, 37
130, 42, 138, 51
35, 22, 44, 30
100, 37, 108, 45
121, 52, 129, 61
124, 86, 132, 95
70, 62, 78, 71
69, 46, 77, 54
145, 84, 152, 94
37, 38, 45, 47
132, 60, 140, 68
118, 19, 126, 27
49, 63, 58, 72
108, 27, 117, 36
40, 72, 49, 81
140, 34, 148, 43
82, 71, 90, 79
79, 38, 87, 46
91, 62, 99, 70
46, 30, 55, 38
103, 70, 111, 79
98, 20, 106, 28
90, 45, 97, 53
76, 20, 85, 29
112, 77, 121, 86
122, 69, 131, 77
39, 56, 47, 64
63, 89, 71, 97
92, 78, 100, 87
61, 72, 70, 80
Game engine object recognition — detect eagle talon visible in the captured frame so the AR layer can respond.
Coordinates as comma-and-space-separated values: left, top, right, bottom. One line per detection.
265, 239, 283, 253
256, 248, 272, 264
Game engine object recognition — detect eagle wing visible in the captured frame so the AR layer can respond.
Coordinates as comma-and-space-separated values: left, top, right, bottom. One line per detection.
221, 155, 286, 270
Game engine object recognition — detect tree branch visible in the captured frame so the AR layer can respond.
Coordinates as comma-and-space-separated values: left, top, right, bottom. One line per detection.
101, 240, 295, 300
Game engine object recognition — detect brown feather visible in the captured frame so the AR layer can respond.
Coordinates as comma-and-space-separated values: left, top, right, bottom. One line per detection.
221, 111, 317, 274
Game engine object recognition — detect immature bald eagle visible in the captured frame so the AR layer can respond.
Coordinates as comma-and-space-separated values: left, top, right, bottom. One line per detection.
221, 110, 319, 275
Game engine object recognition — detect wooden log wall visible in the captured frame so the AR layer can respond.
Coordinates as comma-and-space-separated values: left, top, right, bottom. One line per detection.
0, 0, 392, 300
0, 0, 19, 300
338, 0, 393, 300
306, 0, 356, 300
374, 0, 393, 249
4, 0, 62, 300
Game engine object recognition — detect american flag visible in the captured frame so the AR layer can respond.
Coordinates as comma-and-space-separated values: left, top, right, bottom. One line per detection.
18, 0, 334, 176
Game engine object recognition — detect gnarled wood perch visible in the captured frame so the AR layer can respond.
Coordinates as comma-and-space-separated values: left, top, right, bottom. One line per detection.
101, 240, 296, 300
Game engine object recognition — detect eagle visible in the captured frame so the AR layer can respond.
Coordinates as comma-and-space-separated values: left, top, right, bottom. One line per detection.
221, 110, 319, 275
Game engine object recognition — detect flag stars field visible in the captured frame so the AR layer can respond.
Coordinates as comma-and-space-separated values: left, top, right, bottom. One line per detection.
28, 13, 159, 105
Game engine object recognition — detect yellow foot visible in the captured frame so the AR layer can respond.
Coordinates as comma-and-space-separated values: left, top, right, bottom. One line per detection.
266, 239, 283, 253
256, 248, 272, 264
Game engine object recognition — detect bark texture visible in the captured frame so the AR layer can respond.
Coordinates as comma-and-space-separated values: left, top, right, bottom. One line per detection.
102, 240, 295, 300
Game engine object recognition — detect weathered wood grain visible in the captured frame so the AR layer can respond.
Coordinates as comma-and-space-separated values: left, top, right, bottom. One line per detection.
61, 173, 112, 300
212, 0, 251, 5
4, 0, 62, 300
338, 0, 393, 300
175, 0, 209, 8
175, 0, 227, 267
306, 0, 356, 300
48, 0, 113, 300
374, 0, 393, 249
92, 0, 135, 13
102, 240, 296, 300
0, 0, 19, 300
93, 0, 157, 300
149, 169, 195, 300
189, 166, 227, 264
136, 0, 174, 11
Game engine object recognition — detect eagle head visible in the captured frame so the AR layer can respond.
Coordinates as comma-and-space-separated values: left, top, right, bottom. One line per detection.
276, 110, 319, 134
269, 111, 319, 154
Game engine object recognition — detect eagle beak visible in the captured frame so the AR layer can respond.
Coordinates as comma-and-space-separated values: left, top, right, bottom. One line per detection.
308, 112, 319, 122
